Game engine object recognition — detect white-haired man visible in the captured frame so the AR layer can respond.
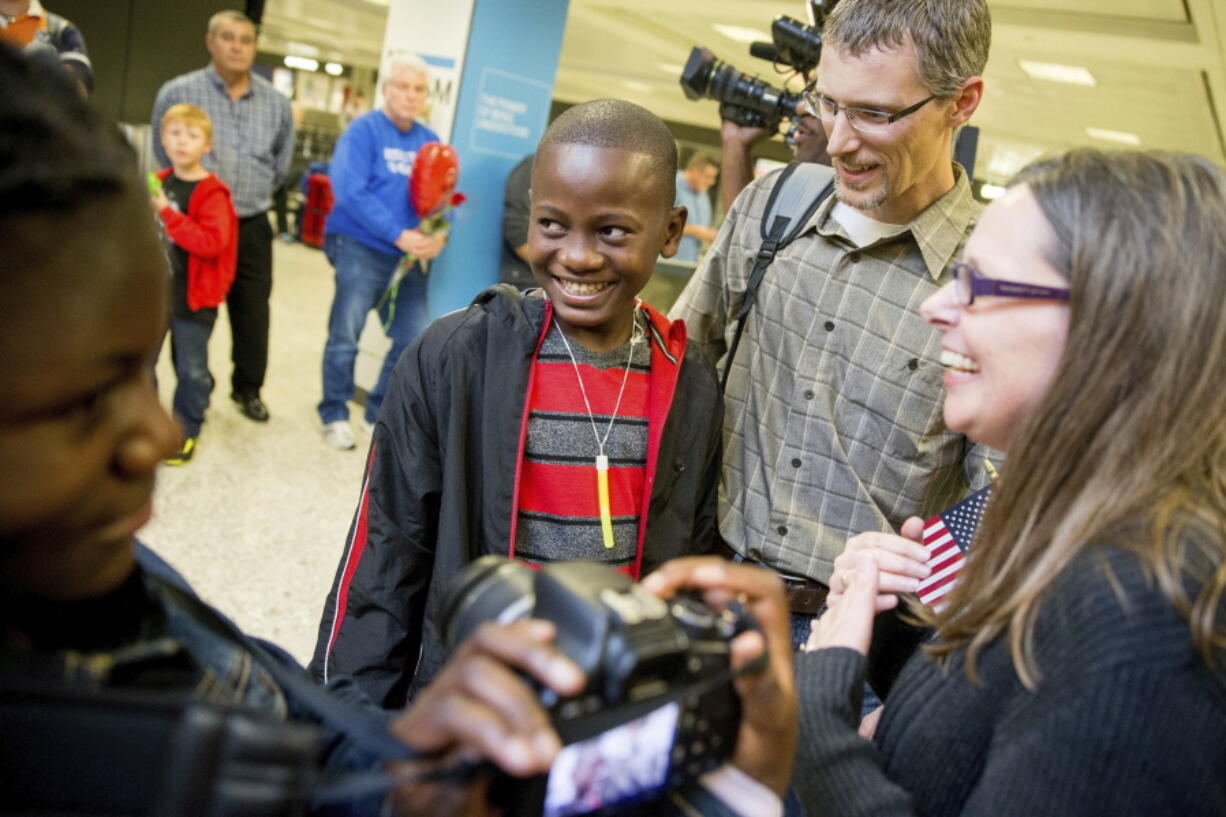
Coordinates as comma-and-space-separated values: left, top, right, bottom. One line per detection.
152, 9, 294, 424
317, 56, 447, 450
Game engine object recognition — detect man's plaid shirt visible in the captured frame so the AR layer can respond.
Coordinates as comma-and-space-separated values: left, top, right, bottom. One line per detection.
152, 67, 293, 218
671, 166, 999, 583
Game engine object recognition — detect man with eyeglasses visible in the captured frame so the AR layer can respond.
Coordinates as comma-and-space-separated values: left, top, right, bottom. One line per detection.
671, 0, 999, 663
152, 10, 294, 425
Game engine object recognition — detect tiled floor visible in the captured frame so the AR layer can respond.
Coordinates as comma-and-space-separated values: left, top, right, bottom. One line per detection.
143, 239, 375, 665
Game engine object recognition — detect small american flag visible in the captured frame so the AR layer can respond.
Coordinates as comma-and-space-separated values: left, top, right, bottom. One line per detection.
916, 486, 992, 609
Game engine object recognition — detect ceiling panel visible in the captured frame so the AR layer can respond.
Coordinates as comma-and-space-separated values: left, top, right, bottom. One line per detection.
1000, 0, 1189, 22
260, 0, 1226, 178
260, 0, 388, 66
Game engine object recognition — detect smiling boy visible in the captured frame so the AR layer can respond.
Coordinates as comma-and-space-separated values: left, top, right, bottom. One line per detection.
311, 99, 726, 709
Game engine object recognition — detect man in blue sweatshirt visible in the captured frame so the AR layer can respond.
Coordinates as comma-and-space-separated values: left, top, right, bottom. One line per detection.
319, 55, 447, 450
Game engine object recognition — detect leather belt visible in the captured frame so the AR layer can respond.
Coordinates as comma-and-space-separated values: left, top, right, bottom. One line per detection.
712, 541, 829, 615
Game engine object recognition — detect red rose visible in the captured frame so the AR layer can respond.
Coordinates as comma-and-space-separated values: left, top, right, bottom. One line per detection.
410, 142, 460, 217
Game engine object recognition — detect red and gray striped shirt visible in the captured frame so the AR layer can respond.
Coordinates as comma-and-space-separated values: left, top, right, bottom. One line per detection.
514, 316, 651, 570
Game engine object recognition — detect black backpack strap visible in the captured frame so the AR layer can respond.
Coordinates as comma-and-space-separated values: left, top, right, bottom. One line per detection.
720, 162, 835, 391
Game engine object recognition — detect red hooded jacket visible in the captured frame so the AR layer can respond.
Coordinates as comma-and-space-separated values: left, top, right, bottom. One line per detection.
156, 169, 238, 311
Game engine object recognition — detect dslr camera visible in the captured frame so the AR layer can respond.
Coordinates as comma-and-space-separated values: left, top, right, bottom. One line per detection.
680, 0, 836, 133
441, 556, 758, 817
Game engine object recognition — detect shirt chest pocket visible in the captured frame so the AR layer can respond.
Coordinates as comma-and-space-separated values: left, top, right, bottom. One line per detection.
834, 348, 949, 464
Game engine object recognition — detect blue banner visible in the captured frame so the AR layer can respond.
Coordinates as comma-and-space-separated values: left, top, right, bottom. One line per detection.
426, 0, 570, 317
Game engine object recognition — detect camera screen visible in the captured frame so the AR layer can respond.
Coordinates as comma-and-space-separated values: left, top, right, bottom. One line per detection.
542, 702, 679, 817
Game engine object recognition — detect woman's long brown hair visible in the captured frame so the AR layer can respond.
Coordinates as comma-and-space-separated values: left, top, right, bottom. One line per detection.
916, 150, 1226, 688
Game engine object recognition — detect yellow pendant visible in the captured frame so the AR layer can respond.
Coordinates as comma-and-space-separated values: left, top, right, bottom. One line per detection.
596, 454, 615, 549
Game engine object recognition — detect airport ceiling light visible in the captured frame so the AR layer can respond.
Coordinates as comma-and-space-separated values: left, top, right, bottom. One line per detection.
1018, 60, 1096, 87
325, 62, 344, 76
979, 183, 1006, 200
1086, 127, 1142, 146
284, 55, 319, 72
712, 24, 772, 44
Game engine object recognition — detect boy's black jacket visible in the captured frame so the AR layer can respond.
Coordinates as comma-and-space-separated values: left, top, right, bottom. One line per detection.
310, 285, 724, 708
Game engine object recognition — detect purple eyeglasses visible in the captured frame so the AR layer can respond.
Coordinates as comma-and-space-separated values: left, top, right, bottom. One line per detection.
951, 260, 1070, 306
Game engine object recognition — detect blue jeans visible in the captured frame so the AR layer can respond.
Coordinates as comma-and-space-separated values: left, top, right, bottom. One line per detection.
166, 312, 216, 438
319, 233, 428, 424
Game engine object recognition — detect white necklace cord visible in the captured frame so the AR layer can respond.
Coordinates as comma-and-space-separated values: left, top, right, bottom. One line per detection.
554, 309, 644, 458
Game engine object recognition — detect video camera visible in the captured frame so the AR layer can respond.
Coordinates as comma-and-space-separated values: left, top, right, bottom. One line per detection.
680, 0, 836, 132
441, 557, 759, 817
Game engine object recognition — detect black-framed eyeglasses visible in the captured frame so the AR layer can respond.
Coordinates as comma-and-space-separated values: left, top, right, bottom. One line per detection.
801, 87, 941, 134
951, 261, 1070, 306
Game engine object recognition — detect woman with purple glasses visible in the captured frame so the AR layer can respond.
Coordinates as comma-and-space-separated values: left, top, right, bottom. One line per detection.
791, 149, 1226, 816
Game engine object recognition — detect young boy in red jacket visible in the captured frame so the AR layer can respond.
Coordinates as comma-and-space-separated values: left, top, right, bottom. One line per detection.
150, 103, 237, 464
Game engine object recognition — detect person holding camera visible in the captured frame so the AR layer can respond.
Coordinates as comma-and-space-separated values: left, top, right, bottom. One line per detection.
0, 46, 584, 817
671, 0, 998, 648
716, 102, 830, 213
0, 54, 794, 807
429, 555, 800, 817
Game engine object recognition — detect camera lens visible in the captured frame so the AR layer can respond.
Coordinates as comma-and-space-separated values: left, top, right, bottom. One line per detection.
678, 45, 801, 131
680, 46, 716, 100
439, 556, 536, 648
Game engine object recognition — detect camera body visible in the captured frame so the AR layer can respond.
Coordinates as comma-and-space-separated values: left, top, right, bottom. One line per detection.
680, 1, 835, 132
441, 557, 747, 817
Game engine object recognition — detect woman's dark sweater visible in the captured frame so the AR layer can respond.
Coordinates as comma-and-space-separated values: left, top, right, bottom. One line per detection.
793, 546, 1226, 816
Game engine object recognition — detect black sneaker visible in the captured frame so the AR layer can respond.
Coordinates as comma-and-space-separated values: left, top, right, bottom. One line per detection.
231, 392, 270, 422
166, 437, 197, 466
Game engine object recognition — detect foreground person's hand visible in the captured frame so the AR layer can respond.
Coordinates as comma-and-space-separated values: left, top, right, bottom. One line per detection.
828, 516, 928, 612
387, 619, 584, 817
643, 557, 797, 797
